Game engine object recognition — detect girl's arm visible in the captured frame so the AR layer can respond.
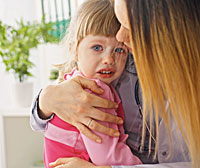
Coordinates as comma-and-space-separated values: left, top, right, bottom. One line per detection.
80, 86, 141, 166
80, 114, 141, 166
112, 162, 191, 168
49, 157, 111, 168
49, 157, 191, 168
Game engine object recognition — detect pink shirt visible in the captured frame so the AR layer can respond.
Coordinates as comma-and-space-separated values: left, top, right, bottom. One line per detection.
44, 69, 141, 167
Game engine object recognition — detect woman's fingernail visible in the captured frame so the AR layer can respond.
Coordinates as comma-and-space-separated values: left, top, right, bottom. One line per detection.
113, 131, 120, 137
96, 138, 102, 143
118, 119, 123, 124
99, 88, 104, 93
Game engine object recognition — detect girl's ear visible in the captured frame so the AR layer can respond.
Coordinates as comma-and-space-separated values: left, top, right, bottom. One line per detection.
75, 61, 78, 70
74, 49, 79, 70
75, 46, 79, 62
74, 55, 79, 70
75, 54, 78, 62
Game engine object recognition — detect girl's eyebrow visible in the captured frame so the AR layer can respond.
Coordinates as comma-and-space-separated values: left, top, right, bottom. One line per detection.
89, 38, 107, 43
90, 40, 105, 43
88, 36, 113, 43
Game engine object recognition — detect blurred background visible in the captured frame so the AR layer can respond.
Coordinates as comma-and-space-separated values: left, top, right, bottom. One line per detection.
0, 0, 84, 167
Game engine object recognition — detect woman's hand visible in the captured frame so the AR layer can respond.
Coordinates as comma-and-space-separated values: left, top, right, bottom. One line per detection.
49, 157, 111, 168
38, 76, 123, 142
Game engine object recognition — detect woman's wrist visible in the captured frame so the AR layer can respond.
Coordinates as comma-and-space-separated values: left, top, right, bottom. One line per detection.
38, 85, 55, 119
37, 104, 53, 119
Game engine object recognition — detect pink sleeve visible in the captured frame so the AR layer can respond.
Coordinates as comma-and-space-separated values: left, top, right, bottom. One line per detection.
80, 108, 142, 166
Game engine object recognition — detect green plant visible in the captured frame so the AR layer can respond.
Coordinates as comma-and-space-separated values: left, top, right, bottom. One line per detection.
49, 69, 59, 81
0, 19, 58, 82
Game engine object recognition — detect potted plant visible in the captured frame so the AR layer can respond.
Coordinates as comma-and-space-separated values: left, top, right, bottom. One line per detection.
0, 19, 58, 107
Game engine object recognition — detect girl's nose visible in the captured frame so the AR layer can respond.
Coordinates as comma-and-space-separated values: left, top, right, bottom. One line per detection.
102, 53, 115, 65
116, 25, 130, 44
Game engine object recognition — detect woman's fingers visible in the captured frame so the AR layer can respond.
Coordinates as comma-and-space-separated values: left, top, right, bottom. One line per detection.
76, 119, 121, 143
74, 76, 118, 108
74, 122, 103, 143
84, 119, 120, 137
86, 91, 118, 109
86, 104, 123, 124
56, 104, 122, 140
73, 76, 104, 94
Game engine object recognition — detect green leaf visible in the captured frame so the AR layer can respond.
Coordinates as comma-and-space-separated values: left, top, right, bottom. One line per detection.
0, 18, 60, 82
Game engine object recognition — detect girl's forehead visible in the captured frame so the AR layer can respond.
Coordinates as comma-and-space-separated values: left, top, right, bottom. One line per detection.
79, 35, 125, 46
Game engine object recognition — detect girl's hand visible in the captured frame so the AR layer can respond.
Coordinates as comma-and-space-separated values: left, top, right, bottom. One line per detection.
49, 157, 110, 168
38, 75, 123, 143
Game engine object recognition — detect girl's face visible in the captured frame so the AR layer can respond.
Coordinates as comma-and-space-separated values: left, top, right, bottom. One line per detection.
77, 35, 128, 84
114, 0, 132, 52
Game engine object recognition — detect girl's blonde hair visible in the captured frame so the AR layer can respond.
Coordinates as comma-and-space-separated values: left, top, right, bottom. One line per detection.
57, 0, 120, 82
125, 0, 200, 167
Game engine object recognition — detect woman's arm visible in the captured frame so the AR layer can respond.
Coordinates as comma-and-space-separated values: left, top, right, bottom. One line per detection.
30, 89, 54, 131
30, 76, 123, 141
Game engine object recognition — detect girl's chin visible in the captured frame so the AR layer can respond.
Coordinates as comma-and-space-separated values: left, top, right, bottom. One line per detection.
96, 77, 112, 84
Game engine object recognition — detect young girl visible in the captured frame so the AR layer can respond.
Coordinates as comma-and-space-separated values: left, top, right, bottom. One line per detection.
43, 0, 141, 167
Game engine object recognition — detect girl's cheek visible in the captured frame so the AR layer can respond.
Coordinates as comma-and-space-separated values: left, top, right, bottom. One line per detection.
120, 55, 128, 64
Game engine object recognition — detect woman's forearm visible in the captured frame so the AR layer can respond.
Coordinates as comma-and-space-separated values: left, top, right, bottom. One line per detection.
38, 85, 56, 119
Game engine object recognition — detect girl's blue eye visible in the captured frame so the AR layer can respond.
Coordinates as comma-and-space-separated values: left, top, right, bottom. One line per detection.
93, 45, 102, 51
115, 48, 125, 53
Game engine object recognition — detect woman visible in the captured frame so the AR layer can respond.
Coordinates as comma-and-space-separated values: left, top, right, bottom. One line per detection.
31, 0, 200, 167
116, 0, 200, 163
114, 0, 200, 168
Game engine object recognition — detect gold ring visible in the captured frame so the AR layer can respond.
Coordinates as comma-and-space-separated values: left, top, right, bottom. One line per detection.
87, 119, 93, 128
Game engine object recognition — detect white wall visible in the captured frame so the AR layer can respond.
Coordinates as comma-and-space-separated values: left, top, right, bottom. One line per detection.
0, 0, 40, 25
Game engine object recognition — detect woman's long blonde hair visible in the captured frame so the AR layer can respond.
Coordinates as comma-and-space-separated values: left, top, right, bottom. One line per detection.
57, 0, 120, 82
125, 0, 200, 166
